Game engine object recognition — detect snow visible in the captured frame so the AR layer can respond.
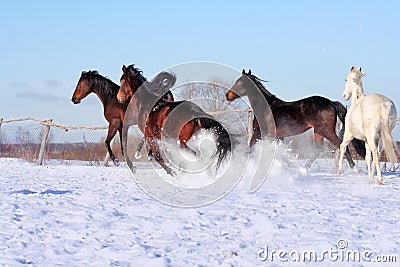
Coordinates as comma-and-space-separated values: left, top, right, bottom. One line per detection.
1, 152, 400, 266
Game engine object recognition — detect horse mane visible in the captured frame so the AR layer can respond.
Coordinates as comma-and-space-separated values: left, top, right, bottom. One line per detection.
244, 72, 275, 100
126, 65, 147, 85
125, 65, 176, 102
81, 70, 120, 103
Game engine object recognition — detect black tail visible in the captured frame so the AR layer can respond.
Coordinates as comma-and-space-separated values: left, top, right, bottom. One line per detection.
196, 117, 231, 169
332, 101, 366, 158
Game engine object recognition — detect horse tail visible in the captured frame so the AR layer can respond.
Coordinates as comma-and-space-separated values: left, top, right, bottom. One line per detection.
332, 101, 347, 125
332, 101, 366, 158
380, 102, 398, 165
196, 117, 231, 169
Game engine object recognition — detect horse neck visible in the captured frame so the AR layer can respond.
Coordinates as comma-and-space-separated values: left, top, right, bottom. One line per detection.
351, 90, 366, 105
91, 77, 118, 106
247, 79, 279, 106
132, 83, 165, 131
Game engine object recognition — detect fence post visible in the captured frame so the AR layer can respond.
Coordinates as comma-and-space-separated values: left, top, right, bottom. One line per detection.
36, 119, 52, 165
0, 118, 3, 152
103, 136, 116, 166
247, 110, 253, 144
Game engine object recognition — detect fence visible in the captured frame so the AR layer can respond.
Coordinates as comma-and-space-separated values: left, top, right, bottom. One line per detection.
0, 110, 253, 166
1, 116, 400, 166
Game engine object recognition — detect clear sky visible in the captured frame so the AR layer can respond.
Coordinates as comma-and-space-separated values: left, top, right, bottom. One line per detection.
1, 1, 399, 126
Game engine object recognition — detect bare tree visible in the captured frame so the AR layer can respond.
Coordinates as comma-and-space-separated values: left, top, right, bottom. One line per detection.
176, 78, 250, 139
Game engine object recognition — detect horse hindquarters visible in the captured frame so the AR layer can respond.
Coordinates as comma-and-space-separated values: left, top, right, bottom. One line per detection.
380, 101, 398, 167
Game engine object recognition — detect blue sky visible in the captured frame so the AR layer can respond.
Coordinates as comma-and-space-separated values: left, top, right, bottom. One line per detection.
0, 1, 399, 126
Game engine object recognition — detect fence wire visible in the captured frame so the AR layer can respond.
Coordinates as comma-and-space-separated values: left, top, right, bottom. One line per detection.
1, 119, 400, 165
0, 120, 145, 164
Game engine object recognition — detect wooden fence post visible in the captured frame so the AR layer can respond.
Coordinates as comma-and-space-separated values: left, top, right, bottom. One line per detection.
0, 118, 3, 140
247, 110, 253, 144
36, 119, 52, 165
103, 136, 116, 166
0, 118, 3, 152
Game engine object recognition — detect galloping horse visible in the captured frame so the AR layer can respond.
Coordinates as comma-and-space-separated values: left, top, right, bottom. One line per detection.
133, 71, 176, 159
226, 69, 365, 169
337, 66, 398, 184
71, 70, 175, 165
117, 64, 231, 175
71, 71, 129, 165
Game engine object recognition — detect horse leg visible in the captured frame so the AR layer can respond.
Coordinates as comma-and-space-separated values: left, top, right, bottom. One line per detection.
135, 136, 146, 159
336, 128, 355, 174
366, 136, 383, 184
178, 122, 197, 157
365, 144, 372, 180
320, 126, 360, 172
305, 132, 324, 169
147, 137, 176, 176
105, 121, 120, 166
118, 125, 126, 156
249, 117, 261, 149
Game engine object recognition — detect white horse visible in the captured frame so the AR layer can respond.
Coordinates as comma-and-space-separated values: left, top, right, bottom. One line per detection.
337, 66, 398, 184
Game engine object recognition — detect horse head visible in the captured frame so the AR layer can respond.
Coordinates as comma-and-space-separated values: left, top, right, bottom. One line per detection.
117, 65, 144, 103
226, 69, 271, 101
343, 65, 366, 103
71, 71, 97, 104
226, 69, 250, 101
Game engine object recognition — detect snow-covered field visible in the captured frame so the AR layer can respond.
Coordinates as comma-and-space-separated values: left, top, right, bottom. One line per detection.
1, 154, 400, 266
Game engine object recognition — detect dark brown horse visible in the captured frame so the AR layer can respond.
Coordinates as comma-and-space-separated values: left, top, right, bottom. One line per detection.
71, 71, 128, 165
226, 69, 365, 169
71, 71, 175, 165
133, 71, 175, 159
117, 64, 231, 175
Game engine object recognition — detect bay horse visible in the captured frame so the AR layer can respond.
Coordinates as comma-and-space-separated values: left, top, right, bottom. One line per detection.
226, 69, 366, 169
133, 71, 175, 160
71, 71, 129, 165
117, 64, 231, 175
337, 66, 398, 184
71, 71, 175, 165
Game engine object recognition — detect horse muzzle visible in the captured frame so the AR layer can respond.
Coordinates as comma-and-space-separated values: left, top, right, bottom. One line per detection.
342, 93, 350, 101
117, 92, 126, 104
71, 97, 81, 104
226, 91, 238, 101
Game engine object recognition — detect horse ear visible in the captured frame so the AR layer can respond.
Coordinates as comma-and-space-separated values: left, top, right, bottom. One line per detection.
350, 65, 355, 72
248, 69, 252, 75
358, 67, 362, 72
242, 69, 246, 74
122, 65, 127, 72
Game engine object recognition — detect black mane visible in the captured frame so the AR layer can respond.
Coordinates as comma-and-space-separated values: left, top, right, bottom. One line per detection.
244, 72, 275, 100
81, 71, 120, 103
126, 65, 147, 86
125, 65, 175, 101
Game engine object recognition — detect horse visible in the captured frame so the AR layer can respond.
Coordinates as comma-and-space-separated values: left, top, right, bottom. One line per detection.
337, 66, 398, 184
133, 71, 176, 160
117, 64, 231, 175
71, 70, 175, 165
71, 71, 129, 165
226, 69, 366, 169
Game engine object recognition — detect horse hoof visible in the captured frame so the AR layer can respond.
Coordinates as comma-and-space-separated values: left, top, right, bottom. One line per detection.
113, 159, 120, 166
376, 180, 383, 185
134, 151, 142, 159
127, 161, 137, 173
147, 155, 154, 161
131, 166, 137, 174
166, 168, 177, 177
337, 169, 345, 175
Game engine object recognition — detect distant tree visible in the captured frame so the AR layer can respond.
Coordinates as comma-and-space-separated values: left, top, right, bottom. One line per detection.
176, 78, 250, 140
